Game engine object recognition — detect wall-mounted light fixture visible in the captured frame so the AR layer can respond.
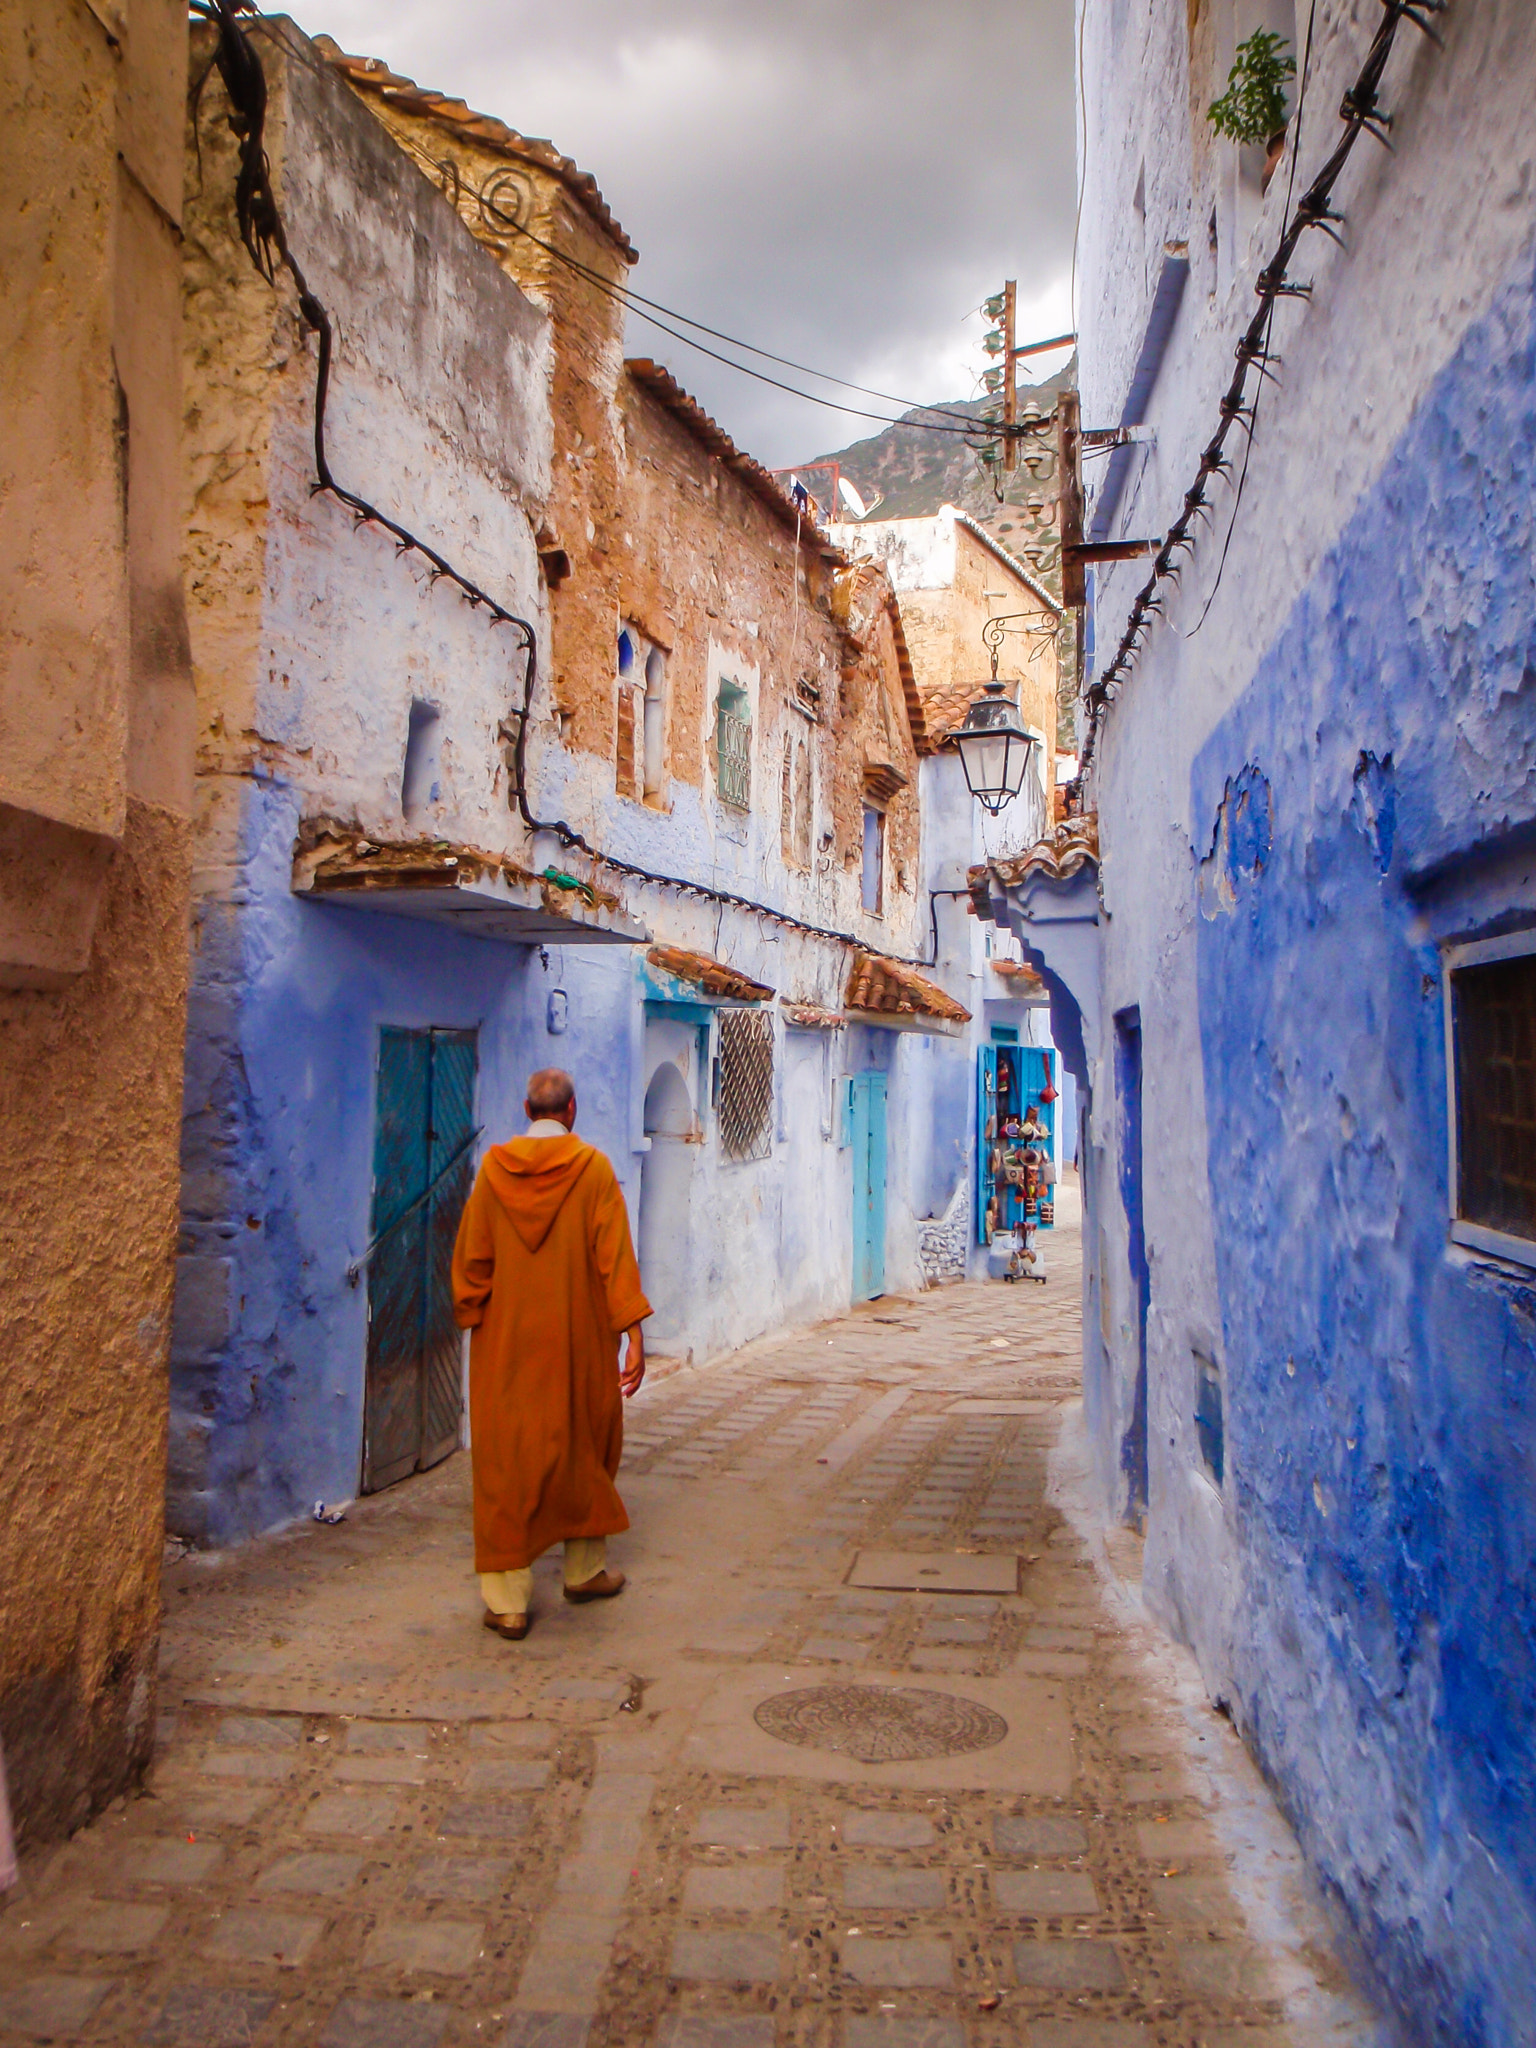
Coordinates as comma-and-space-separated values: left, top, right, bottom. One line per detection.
946, 616, 1045, 814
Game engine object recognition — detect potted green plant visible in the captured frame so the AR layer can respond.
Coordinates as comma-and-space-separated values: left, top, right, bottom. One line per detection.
1208, 29, 1297, 191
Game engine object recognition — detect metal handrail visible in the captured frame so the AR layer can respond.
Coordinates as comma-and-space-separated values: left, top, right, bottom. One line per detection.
346, 1125, 484, 1287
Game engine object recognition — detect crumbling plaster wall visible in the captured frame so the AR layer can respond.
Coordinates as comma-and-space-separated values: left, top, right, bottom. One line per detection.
174, 25, 554, 1543
0, 0, 193, 1848
1077, 0, 1536, 2035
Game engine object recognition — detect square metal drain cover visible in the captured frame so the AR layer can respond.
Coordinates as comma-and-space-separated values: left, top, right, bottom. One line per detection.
847, 1550, 1019, 1594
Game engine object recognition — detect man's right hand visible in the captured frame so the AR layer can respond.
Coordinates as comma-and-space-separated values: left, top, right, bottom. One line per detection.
620, 1324, 645, 1399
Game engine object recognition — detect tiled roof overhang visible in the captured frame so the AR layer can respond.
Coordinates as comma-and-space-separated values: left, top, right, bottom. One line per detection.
293, 831, 647, 945
319, 40, 637, 262
645, 944, 773, 1003
985, 814, 1100, 890
844, 952, 970, 1036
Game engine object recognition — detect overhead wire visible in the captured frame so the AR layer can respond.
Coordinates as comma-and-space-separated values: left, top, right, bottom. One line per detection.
1069, 0, 1446, 800
190, 0, 963, 973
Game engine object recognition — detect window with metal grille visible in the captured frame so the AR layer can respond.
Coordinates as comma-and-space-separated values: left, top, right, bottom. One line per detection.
717, 1007, 774, 1162
716, 680, 751, 811
1447, 933, 1536, 1261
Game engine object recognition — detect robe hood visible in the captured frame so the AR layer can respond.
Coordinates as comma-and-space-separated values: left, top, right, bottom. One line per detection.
481, 1135, 596, 1254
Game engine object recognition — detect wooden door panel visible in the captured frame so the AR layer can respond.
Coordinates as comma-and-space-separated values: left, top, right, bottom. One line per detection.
363, 1029, 431, 1493
422, 1029, 477, 1468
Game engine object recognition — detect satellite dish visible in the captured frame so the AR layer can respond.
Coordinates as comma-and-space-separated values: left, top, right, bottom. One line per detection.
837, 477, 869, 519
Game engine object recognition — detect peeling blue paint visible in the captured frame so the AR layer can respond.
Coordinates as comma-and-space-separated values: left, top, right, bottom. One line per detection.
1191, 244, 1536, 2041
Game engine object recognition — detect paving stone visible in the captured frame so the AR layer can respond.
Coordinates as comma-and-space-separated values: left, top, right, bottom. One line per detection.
840, 1810, 936, 1849
362, 1918, 484, 1973
133, 1838, 226, 1884
907, 1648, 983, 1674
1021, 2028, 1151, 2047
165, 1787, 272, 1828
669, 1929, 782, 1982
683, 1863, 786, 1912
693, 1807, 790, 1850
839, 1935, 952, 1987
813, 1612, 885, 1638
61, 1901, 170, 1953
842, 1866, 948, 1910
206, 1908, 325, 1967
258, 1851, 364, 1896
0, 1976, 114, 2037
468, 1723, 553, 1750
435, 1797, 533, 1839
1012, 1939, 1125, 1990
408, 1855, 513, 1901
202, 1750, 297, 1783
919, 1618, 990, 1644
503, 2019, 592, 2048
1135, 1817, 1220, 1860
993, 1869, 1100, 1915
142, 1985, 278, 2047
304, 1790, 401, 1835
1147, 1870, 1238, 1924
320, 1997, 451, 2048
994, 1815, 1089, 1857
1026, 1627, 1096, 1652
466, 1757, 552, 1792
345, 1722, 429, 1752
802, 1636, 869, 1662
515, 1939, 617, 2007
653, 2019, 774, 2048
331, 1754, 428, 1785
844, 2021, 965, 2048
1172, 1939, 1275, 1997
541, 1679, 631, 1704
1007, 1651, 1091, 1679
215, 1714, 303, 1747
920, 1596, 999, 1616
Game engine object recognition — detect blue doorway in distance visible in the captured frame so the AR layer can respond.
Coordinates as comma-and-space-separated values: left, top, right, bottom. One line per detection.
850, 1071, 887, 1301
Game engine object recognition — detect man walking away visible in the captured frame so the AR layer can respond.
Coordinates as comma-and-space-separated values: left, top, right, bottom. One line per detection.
452, 1068, 650, 1640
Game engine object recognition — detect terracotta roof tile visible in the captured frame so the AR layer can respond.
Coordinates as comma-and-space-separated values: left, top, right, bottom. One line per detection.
986, 815, 1100, 889
646, 944, 773, 1002
844, 952, 970, 1025
626, 361, 845, 553
318, 40, 636, 261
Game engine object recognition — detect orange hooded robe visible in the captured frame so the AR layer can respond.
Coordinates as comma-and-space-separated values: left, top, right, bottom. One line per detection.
452, 1134, 651, 1573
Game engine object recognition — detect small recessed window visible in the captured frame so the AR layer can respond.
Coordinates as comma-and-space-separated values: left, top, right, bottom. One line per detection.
1446, 932, 1536, 1263
401, 699, 442, 824
861, 804, 885, 915
643, 647, 666, 800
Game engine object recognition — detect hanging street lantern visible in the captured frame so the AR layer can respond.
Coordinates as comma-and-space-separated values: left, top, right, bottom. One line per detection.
946, 615, 1046, 814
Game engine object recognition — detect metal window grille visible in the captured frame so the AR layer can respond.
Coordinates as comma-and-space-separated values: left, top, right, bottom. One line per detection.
1453, 949, 1536, 1243
717, 702, 751, 811
717, 1008, 774, 1162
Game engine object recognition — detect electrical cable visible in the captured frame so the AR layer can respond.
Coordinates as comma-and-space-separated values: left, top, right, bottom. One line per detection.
191, 0, 963, 978
1183, 0, 1318, 639
1070, 0, 1445, 801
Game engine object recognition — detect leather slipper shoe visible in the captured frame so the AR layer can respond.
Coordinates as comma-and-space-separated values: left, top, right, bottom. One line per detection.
483, 1608, 530, 1640
564, 1569, 626, 1604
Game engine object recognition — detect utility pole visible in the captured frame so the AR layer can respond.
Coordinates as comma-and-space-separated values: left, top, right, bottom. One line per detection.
1002, 279, 1018, 472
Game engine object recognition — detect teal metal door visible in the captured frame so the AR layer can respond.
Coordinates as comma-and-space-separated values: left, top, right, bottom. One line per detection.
850, 1071, 887, 1300
363, 1026, 478, 1493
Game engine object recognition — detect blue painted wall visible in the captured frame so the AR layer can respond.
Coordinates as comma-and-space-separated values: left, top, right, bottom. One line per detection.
170, 776, 640, 1547
1191, 243, 1536, 2043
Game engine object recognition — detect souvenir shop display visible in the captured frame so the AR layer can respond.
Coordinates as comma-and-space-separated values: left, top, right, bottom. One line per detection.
978, 1041, 1058, 1278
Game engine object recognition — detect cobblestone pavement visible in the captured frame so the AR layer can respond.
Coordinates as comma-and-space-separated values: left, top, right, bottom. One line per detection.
0, 1190, 1385, 2047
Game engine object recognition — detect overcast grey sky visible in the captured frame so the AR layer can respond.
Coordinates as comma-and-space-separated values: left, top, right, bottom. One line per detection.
300, 1, 1078, 467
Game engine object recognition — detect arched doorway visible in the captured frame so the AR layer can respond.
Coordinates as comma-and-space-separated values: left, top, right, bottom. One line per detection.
638, 1058, 695, 1352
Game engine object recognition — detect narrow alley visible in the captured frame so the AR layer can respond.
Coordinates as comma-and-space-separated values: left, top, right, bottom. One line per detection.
0, 1197, 1375, 2048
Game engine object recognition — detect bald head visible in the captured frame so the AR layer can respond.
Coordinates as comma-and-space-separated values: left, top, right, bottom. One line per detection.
526, 1068, 576, 1124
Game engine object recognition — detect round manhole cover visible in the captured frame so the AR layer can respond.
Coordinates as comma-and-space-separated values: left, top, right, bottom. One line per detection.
753, 1684, 1008, 1762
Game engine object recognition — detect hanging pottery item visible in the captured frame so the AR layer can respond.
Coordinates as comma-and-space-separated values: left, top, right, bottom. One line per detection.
1040, 1054, 1059, 1106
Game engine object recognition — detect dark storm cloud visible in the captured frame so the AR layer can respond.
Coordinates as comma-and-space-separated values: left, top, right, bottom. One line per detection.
299, 1, 1077, 464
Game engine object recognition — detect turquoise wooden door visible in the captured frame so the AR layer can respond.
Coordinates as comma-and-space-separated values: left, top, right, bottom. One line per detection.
363, 1027, 478, 1493
850, 1071, 887, 1300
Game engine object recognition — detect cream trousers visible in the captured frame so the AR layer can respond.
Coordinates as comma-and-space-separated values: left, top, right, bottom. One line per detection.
480, 1537, 606, 1617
